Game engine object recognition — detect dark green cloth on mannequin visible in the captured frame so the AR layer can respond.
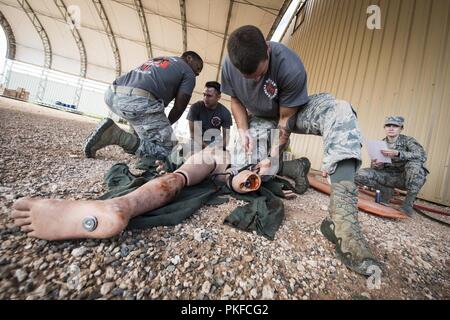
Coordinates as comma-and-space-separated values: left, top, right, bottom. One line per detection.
98, 157, 296, 240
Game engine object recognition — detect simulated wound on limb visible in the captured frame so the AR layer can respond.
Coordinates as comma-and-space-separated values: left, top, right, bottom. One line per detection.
11, 173, 186, 241
11, 148, 261, 241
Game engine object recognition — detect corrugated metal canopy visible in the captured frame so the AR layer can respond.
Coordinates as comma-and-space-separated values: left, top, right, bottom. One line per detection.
0, 0, 291, 102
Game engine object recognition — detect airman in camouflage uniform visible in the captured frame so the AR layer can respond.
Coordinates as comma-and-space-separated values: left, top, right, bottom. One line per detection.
355, 116, 429, 216
83, 52, 203, 160
223, 25, 379, 276
232, 93, 363, 175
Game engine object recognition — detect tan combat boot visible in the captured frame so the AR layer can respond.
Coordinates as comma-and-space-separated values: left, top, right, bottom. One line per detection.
320, 181, 381, 276
378, 185, 393, 205
83, 118, 139, 158
400, 192, 417, 217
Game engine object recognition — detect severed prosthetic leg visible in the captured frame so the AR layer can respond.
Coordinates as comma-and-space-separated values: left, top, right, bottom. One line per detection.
12, 147, 264, 241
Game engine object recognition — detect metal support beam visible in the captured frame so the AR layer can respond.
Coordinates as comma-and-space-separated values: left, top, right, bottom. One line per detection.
216, 0, 234, 81
54, 0, 87, 106
92, 0, 121, 77
0, 0, 220, 71
0, 11, 15, 91
2, 59, 14, 88
17, 0, 52, 102
237, 0, 278, 15
113, 0, 224, 39
179, 0, 187, 52
134, 0, 153, 58
0, 10, 16, 59
266, 0, 293, 40
0, 10, 15, 89
280, 0, 306, 42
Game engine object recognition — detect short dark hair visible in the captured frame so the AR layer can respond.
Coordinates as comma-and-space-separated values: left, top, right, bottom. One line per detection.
205, 81, 221, 94
227, 25, 268, 74
182, 51, 203, 63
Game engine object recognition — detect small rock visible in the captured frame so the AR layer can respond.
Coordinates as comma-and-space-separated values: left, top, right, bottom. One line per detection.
71, 247, 87, 257
111, 287, 124, 297
242, 255, 253, 263
36, 240, 47, 250
4, 194, 15, 201
120, 246, 130, 257
201, 281, 211, 295
170, 255, 180, 265
222, 284, 233, 298
100, 282, 115, 295
39, 262, 48, 271
1, 240, 12, 250
0, 257, 11, 266
15, 269, 28, 283
250, 288, 258, 298
296, 263, 305, 273
307, 260, 318, 268
361, 292, 371, 299
105, 267, 115, 280
166, 265, 176, 273
194, 230, 203, 242
59, 288, 68, 298
214, 277, 225, 286
104, 256, 118, 265
89, 263, 98, 272
136, 289, 145, 300
34, 284, 48, 297
262, 285, 274, 299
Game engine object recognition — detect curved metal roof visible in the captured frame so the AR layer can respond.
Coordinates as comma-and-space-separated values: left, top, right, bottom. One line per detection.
0, 0, 290, 102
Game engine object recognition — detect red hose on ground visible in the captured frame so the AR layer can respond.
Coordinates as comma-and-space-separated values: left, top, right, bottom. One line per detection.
358, 188, 450, 216
307, 174, 407, 220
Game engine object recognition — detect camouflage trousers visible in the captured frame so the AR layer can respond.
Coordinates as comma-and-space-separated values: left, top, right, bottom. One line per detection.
354, 161, 427, 194
104, 87, 175, 159
232, 93, 362, 174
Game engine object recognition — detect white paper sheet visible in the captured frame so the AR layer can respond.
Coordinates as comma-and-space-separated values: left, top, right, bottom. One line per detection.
365, 140, 392, 163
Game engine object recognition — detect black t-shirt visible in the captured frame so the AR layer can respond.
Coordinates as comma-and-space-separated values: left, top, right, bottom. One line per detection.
221, 41, 309, 118
187, 101, 232, 142
113, 56, 196, 107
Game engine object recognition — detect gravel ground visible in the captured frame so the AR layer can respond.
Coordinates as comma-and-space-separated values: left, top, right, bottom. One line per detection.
0, 97, 449, 300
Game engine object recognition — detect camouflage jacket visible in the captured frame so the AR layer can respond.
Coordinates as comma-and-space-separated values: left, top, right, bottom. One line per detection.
372, 134, 428, 172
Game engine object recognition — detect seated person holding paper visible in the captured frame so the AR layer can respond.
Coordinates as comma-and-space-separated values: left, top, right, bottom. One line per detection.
355, 116, 429, 216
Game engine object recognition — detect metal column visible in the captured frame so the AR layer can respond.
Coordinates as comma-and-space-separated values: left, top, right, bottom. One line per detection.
54, 0, 87, 107
17, 0, 52, 102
